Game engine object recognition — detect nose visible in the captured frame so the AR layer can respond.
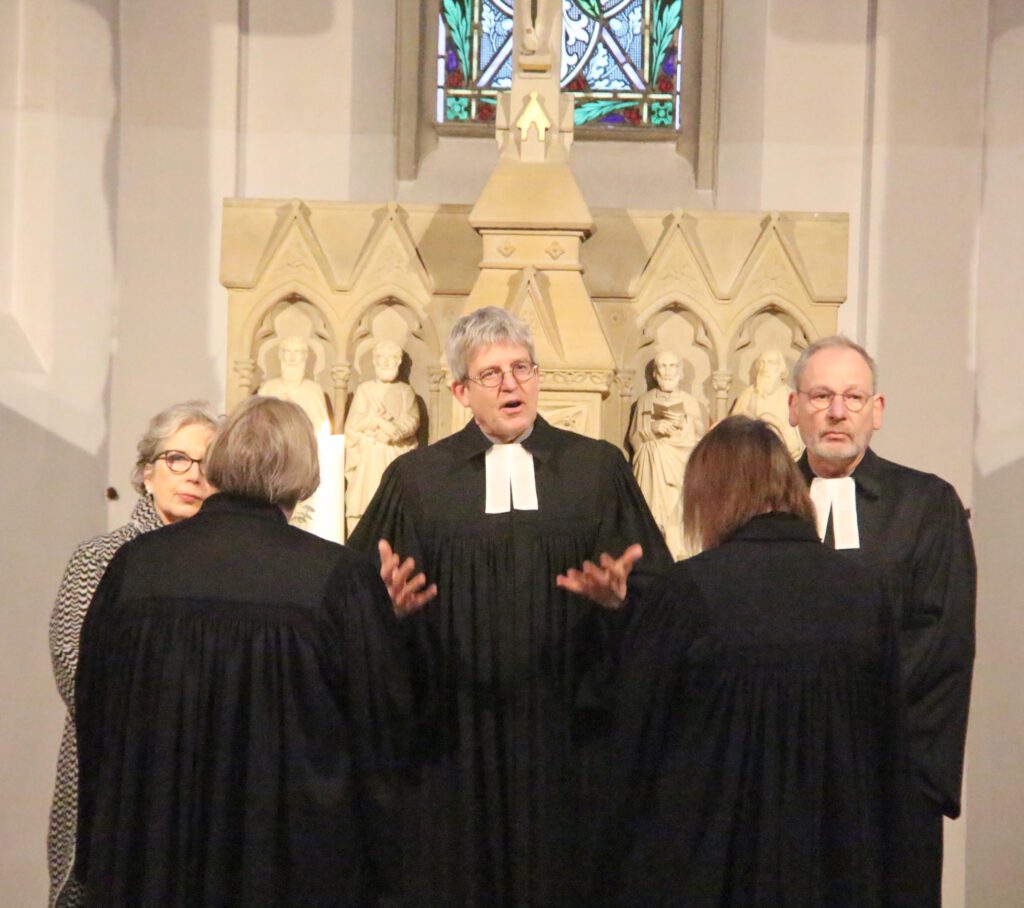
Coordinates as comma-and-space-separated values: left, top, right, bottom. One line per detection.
826, 394, 848, 418
498, 369, 518, 391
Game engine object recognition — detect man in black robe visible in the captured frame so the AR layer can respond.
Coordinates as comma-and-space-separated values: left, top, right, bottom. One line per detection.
349, 307, 671, 907
788, 335, 976, 906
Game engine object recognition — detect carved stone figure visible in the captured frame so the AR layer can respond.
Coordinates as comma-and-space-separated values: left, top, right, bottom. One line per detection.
345, 340, 420, 534
629, 348, 706, 559
258, 336, 332, 432
730, 348, 804, 458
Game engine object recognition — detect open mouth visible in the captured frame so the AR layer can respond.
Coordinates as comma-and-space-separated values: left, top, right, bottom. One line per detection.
500, 399, 523, 414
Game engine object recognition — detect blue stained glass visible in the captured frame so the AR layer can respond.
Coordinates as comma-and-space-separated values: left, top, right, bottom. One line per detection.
438, 0, 684, 130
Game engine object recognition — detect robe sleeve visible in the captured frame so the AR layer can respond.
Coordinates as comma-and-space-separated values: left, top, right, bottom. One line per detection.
345, 457, 440, 752
571, 448, 673, 718
586, 568, 702, 902
316, 555, 413, 903
73, 545, 129, 889
596, 448, 674, 597
347, 458, 426, 571
900, 483, 976, 818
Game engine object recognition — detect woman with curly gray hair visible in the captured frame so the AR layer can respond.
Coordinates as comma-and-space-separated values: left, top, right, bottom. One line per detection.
47, 400, 218, 908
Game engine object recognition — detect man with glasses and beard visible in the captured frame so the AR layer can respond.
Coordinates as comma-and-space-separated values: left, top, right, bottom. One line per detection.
788, 335, 976, 907
349, 307, 670, 908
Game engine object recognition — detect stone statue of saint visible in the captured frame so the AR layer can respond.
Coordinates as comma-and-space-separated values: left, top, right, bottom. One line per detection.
629, 348, 706, 560
258, 336, 332, 433
344, 340, 420, 535
730, 348, 804, 458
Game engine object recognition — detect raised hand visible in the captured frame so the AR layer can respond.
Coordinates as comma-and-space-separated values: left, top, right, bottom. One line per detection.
555, 543, 644, 610
377, 538, 438, 617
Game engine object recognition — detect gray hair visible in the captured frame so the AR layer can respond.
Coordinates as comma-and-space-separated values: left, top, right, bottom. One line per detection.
131, 400, 220, 494
446, 307, 536, 382
791, 335, 878, 394
205, 396, 320, 510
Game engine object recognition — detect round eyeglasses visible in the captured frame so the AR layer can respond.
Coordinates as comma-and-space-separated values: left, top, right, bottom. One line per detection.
468, 361, 538, 389
797, 390, 873, 413
152, 450, 206, 475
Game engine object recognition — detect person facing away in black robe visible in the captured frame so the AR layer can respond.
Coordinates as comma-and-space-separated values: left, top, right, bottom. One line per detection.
75, 397, 411, 907
603, 416, 910, 908
348, 308, 672, 908
787, 336, 975, 906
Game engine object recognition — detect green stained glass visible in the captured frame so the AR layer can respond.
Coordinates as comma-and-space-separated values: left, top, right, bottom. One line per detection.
446, 95, 471, 121
437, 0, 684, 131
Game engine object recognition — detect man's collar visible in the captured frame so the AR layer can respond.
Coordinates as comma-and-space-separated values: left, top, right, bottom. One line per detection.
798, 447, 881, 500
452, 414, 556, 463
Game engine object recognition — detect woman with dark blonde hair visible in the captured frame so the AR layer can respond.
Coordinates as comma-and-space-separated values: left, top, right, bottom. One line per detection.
74, 397, 410, 907
605, 415, 907, 907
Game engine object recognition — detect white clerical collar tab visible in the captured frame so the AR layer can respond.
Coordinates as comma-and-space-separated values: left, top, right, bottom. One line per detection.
485, 443, 539, 514
809, 476, 860, 549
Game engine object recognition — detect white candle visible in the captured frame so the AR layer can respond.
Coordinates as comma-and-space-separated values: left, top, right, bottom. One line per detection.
304, 433, 346, 544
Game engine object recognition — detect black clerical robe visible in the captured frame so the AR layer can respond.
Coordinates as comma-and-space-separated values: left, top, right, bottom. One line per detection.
348, 416, 672, 908
606, 513, 906, 908
799, 448, 976, 819
75, 494, 410, 907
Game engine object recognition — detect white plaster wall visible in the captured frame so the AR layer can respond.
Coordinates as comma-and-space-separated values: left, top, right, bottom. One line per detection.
965, 2, 1024, 905
860, 5, 989, 904
757, 0, 871, 339
106, 0, 238, 525
242, 0, 397, 201
0, 1, 120, 903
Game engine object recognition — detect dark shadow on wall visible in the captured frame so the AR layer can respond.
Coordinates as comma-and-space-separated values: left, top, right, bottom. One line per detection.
966, 451, 1024, 903
0, 402, 108, 904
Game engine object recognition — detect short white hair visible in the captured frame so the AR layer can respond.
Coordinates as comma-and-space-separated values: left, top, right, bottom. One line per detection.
792, 335, 877, 393
446, 307, 536, 381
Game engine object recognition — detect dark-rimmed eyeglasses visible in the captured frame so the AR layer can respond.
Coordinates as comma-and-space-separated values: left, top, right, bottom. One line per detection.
797, 390, 873, 413
468, 361, 538, 389
152, 450, 206, 475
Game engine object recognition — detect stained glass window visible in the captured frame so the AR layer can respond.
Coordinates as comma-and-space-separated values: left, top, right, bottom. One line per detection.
437, 1, 684, 131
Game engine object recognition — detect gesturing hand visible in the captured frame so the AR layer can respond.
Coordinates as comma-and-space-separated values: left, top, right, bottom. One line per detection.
377, 538, 438, 618
555, 543, 644, 610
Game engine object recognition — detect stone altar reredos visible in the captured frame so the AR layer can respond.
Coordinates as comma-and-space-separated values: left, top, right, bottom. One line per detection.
221, 201, 847, 446
220, 1, 847, 530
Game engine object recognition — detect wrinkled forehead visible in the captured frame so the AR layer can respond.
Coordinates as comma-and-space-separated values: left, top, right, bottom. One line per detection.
467, 341, 532, 369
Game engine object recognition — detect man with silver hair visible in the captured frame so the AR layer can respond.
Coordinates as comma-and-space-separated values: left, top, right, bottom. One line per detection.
349, 306, 670, 907
788, 334, 975, 906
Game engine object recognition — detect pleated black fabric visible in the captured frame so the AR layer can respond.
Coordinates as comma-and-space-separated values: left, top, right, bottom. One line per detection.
348, 416, 672, 908
75, 494, 411, 907
604, 513, 908, 908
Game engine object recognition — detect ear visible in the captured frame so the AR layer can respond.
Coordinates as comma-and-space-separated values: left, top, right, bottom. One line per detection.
451, 380, 472, 409
143, 462, 154, 491
871, 394, 885, 430
787, 390, 799, 427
